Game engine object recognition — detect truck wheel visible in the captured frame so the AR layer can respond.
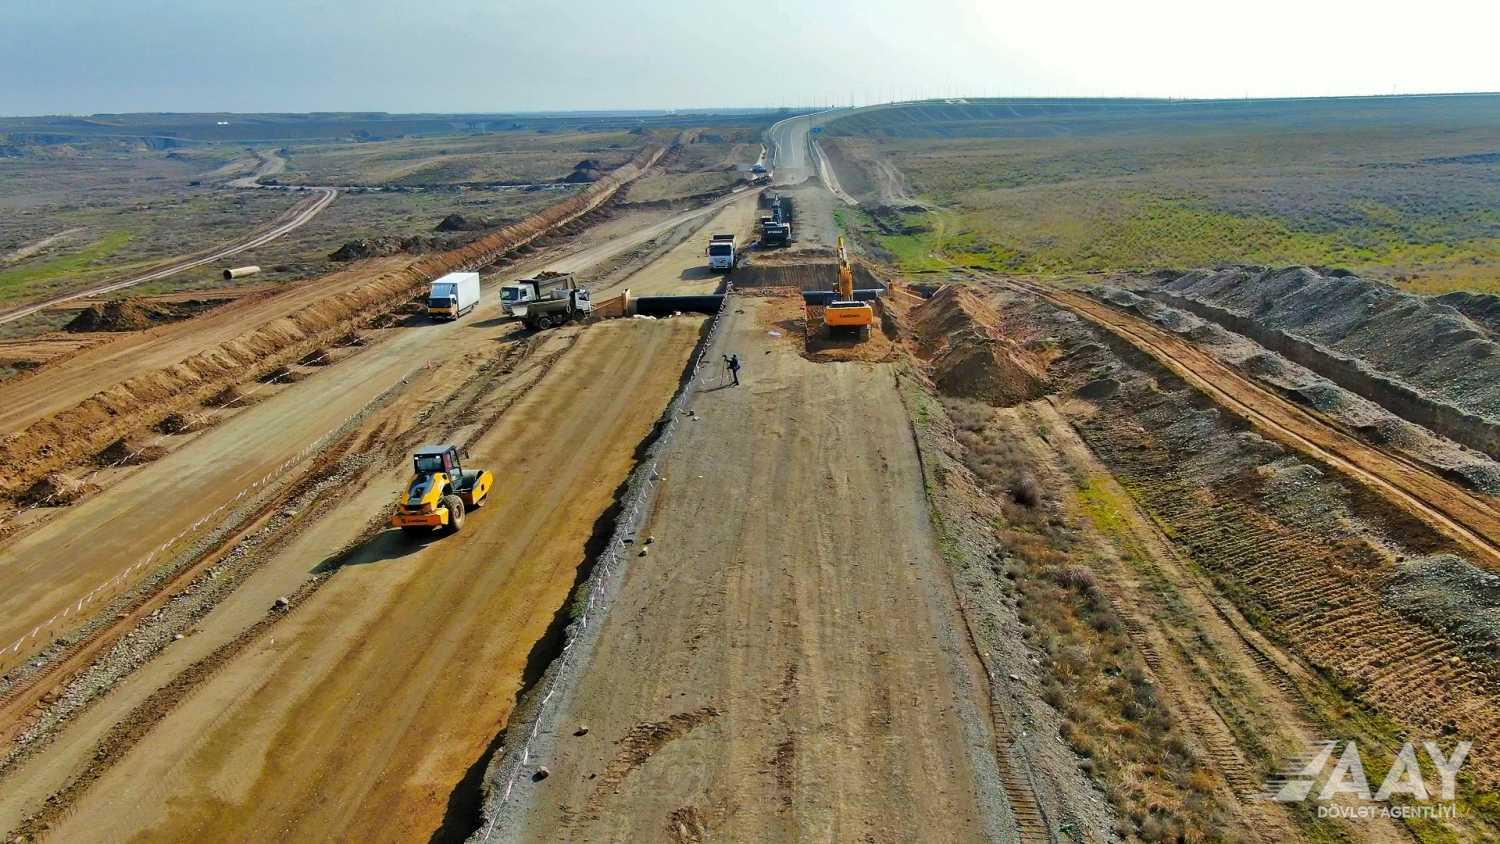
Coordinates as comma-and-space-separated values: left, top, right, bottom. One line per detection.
443, 494, 466, 533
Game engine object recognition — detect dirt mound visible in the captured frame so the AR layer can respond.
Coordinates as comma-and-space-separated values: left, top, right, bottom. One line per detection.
23, 472, 100, 506
329, 235, 456, 261
1436, 290, 1500, 339
1160, 267, 1500, 422
95, 438, 169, 466
64, 299, 215, 333
1353, 418, 1421, 449
156, 412, 216, 434
299, 348, 333, 366
434, 213, 494, 233
1185, 323, 1230, 345
205, 385, 262, 408
754, 292, 899, 363
1242, 352, 1290, 379
562, 159, 605, 183
911, 287, 1049, 406
266, 365, 301, 383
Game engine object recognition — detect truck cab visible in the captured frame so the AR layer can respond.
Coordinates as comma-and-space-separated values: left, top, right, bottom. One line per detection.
499, 282, 538, 316
707, 234, 737, 273
428, 283, 460, 318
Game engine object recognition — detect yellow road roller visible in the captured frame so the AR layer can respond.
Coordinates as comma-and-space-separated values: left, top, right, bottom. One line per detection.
390, 444, 493, 536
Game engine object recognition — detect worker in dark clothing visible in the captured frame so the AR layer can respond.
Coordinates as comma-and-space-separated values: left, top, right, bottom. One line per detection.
724, 353, 741, 386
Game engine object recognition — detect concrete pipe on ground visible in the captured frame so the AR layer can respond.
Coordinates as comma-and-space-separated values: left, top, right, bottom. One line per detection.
223, 265, 261, 280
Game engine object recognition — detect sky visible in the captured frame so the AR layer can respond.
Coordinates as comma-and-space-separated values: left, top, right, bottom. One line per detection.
3, 0, 1499, 115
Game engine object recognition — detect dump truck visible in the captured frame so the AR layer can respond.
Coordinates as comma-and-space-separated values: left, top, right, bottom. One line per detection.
390, 444, 493, 535
707, 234, 738, 273
427, 272, 481, 320
514, 282, 593, 330
499, 272, 575, 317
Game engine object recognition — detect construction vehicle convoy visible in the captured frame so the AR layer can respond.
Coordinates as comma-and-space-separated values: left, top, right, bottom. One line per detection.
707, 233, 738, 272
390, 444, 494, 535
760, 194, 793, 247
499, 272, 575, 317
820, 236, 875, 339
756, 192, 793, 247
427, 272, 481, 320
512, 276, 593, 329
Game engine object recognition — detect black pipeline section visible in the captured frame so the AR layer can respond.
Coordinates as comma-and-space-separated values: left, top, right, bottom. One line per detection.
801, 289, 884, 305
634, 295, 725, 316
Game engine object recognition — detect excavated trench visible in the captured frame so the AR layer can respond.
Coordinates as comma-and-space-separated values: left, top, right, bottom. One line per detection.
1149, 288, 1500, 460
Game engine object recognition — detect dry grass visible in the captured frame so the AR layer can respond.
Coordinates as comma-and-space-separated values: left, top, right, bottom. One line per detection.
272, 130, 641, 187
942, 395, 1241, 842
833, 97, 1500, 294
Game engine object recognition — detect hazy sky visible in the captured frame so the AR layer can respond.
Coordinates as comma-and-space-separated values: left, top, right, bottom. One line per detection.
4, 0, 1499, 115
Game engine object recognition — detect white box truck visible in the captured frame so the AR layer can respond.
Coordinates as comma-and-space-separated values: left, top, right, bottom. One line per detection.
427, 272, 481, 320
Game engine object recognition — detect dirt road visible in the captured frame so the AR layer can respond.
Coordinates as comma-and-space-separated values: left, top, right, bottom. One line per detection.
25, 317, 704, 842
507, 297, 1006, 842
0, 186, 336, 326
0, 307, 466, 666
592, 192, 760, 299
764, 111, 846, 250
0, 255, 404, 435
0, 228, 85, 266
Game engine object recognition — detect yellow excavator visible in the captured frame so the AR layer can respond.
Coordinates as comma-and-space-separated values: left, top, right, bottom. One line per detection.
823, 236, 874, 339
390, 444, 493, 536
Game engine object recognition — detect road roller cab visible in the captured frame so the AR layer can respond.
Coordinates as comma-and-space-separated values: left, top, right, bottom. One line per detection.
391, 444, 493, 535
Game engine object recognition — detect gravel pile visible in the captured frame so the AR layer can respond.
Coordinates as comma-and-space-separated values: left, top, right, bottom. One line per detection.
1436, 290, 1500, 338
1160, 267, 1500, 422
1386, 554, 1500, 661
1092, 280, 1500, 495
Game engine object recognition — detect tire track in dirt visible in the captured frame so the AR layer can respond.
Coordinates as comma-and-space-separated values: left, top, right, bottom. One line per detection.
24, 319, 703, 842
0, 337, 546, 758
0, 335, 562, 803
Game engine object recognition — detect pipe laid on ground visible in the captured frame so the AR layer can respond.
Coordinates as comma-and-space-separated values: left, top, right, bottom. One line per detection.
633, 295, 725, 317
800, 289, 883, 305
222, 265, 261, 280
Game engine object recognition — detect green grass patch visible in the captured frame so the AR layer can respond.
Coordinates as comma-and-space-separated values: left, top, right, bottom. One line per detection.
0, 230, 134, 302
